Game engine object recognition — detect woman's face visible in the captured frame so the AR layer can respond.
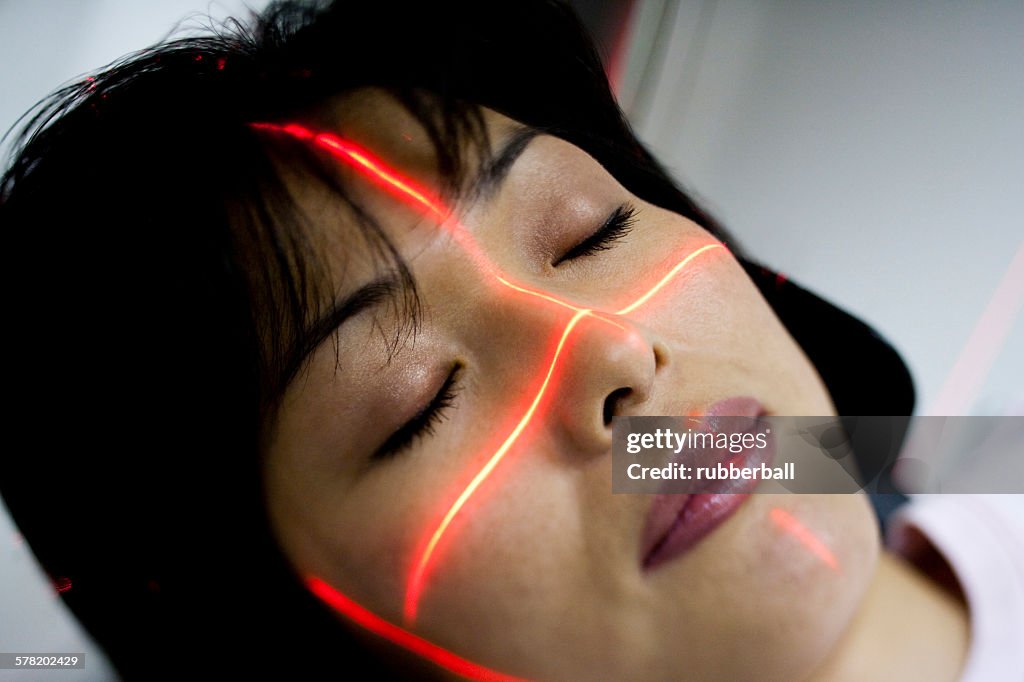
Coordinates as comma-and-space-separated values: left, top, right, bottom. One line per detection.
263, 91, 879, 681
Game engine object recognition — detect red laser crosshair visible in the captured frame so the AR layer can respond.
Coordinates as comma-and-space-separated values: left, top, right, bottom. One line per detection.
251, 122, 804, 680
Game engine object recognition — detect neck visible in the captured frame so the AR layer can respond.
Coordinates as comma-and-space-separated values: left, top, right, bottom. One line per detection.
808, 550, 969, 681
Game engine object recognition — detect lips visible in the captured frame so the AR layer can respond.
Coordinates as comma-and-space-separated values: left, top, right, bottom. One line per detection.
640, 397, 772, 571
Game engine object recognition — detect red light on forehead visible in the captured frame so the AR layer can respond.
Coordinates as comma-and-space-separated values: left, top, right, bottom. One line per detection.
250, 122, 447, 219
252, 121, 726, 670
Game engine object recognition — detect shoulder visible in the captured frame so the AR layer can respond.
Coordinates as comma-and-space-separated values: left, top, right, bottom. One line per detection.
886, 495, 1024, 681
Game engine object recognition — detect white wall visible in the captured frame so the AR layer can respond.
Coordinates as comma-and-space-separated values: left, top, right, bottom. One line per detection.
0, 3, 268, 679
633, 0, 1024, 417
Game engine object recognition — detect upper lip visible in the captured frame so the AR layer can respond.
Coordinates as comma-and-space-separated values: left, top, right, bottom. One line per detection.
638, 396, 768, 567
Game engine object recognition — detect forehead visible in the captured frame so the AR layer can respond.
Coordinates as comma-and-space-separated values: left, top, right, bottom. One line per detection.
269, 89, 523, 261
304, 88, 520, 195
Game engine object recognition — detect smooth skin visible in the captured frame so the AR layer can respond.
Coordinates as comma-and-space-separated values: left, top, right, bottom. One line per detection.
262, 90, 967, 681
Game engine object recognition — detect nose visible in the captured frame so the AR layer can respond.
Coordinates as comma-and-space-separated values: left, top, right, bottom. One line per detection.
466, 270, 672, 459
549, 311, 670, 455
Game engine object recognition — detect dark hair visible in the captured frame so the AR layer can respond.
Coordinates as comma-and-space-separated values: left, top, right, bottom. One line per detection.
0, 1, 732, 678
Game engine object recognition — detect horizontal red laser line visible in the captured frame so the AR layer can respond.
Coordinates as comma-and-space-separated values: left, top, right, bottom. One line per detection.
307, 576, 531, 682
615, 243, 722, 315
495, 275, 627, 331
405, 243, 723, 622
769, 507, 840, 572
253, 122, 725, 649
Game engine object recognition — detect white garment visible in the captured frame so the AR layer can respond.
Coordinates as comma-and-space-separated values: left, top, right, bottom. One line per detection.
886, 495, 1024, 681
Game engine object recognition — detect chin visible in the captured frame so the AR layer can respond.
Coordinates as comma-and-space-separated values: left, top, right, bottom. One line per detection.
739, 493, 880, 676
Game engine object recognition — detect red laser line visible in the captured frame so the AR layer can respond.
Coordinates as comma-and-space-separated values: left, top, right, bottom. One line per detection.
615, 243, 722, 315
253, 122, 725, 654
405, 244, 723, 622
495, 275, 627, 331
251, 122, 694, 328
404, 308, 590, 622
307, 576, 531, 682
252, 122, 448, 220
769, 508, 840, 572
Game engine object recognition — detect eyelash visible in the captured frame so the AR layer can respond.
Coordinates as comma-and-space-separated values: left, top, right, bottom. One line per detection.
373, 364, 462, 460
553, 202, 638, 266
374, 205, 636, 460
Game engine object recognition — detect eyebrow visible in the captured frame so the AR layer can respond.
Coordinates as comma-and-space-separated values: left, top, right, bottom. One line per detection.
472, 125, 542, 201
300, 275, 402, 359
299, 127, 540, 356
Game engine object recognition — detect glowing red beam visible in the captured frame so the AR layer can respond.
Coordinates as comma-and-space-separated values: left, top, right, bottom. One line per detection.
251, 122, 448, 220
495, 275, 627, 331
405, 244, 723, 622
615, 243, 722, 315
307, 576, 531, 681
252, 121, 724, 648
404, 308, 591, 622
769, 507, 840, 572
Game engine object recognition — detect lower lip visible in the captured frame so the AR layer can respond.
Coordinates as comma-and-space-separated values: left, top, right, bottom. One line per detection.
642, 400, 773, 571
643, 494, 752, 572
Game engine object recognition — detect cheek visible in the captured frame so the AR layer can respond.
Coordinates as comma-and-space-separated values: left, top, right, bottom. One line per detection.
647, 246, 834, 415
739, 494, 879, 611
264, 424, 583, 633
264, 464, 415, 621
409, 458, 585, 624
744, 494, 880, 672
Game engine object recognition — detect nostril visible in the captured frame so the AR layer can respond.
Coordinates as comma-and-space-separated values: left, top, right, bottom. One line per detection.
603, 387, 632, 426
653, 340, 670, 370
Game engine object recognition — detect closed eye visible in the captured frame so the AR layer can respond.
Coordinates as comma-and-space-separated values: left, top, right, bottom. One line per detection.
372, 364, 462, 460
553, 203, 638, 266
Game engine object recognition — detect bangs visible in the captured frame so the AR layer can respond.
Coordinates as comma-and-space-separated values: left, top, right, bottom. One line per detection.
234, 90, 490, 413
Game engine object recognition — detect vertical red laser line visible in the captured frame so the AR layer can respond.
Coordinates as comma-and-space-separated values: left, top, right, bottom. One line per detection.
404, 309, 591, 622
769, 508, 840, 572
404, 243, 723, 623
253, 121, 724, 650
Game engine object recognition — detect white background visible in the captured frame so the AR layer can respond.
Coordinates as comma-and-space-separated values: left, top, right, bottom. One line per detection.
627, 0, 1023, 417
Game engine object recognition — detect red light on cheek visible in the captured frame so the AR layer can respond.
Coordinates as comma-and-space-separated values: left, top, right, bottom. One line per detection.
52, 576, 72, 594
614, 243, 724, 316
769, 507, 840, 572
306, 576, 532, 682
403, 242, 725, 622
403, 309, 591, 624
250, 122, 733, 636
